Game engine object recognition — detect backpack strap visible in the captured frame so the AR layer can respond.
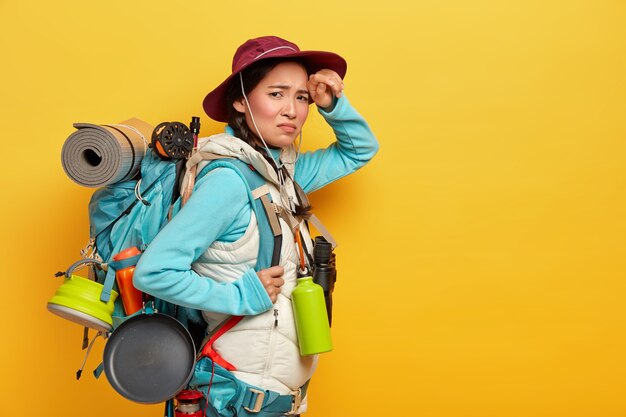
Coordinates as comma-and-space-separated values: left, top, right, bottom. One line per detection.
197, 158, 282, 270
98, 253, 143, 303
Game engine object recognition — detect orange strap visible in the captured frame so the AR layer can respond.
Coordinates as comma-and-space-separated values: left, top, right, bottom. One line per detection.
200, 315, 244, 371
294, 226, 306, 272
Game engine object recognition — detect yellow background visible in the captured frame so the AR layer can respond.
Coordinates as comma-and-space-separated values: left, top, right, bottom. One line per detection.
1, 0, 625, 416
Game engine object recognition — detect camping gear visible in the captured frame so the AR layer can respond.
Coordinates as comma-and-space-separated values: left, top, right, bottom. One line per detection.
59, 115, 315, 411
149, 119, 198, 212
47, 259, 119, 332
291, 276, 333, 355
181, 117, 201, 206
151, 121, 195, 160
112, 246, 143, 315
312, 236, 337, 326
61, 118, 153, 187
89, 153, 284, 404
103, 304, 196, 404
174, 390, 204, 417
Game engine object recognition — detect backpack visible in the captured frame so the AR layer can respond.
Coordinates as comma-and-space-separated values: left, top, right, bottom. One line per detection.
86, 142, 283, 327
68, 119, 310, 416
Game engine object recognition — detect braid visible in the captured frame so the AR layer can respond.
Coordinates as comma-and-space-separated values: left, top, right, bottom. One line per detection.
230, 109, 279, 169
231, 112, 252, 144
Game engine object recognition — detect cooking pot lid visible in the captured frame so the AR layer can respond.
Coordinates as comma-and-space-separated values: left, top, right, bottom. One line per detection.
103, 313, 196, 404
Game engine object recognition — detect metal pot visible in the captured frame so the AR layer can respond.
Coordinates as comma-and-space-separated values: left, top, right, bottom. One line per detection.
103, 305, 196, 404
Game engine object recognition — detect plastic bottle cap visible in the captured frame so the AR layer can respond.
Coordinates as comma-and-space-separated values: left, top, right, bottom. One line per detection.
113, 246, 141, 261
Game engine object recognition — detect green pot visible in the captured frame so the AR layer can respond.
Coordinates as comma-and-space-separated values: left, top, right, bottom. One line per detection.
48, 261, 119, 332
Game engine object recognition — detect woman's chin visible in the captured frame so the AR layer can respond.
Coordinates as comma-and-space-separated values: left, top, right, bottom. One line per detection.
263, 135, 298, 149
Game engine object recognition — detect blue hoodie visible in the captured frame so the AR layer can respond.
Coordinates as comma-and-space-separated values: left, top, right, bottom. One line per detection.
134, 96, 379, 315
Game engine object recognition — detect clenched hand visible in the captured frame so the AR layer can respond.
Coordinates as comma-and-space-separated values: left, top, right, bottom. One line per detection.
257, 265, 285, 303
307, 69, 344, 110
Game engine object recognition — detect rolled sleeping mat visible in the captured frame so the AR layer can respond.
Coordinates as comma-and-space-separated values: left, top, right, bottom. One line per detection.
61, 118, 154, 187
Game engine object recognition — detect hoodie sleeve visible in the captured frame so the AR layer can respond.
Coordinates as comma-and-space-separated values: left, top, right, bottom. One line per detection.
294, 95, 379, 193
133, 167, 273, 315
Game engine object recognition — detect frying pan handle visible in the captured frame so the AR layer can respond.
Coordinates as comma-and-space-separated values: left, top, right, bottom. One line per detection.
65, 258, 103, 278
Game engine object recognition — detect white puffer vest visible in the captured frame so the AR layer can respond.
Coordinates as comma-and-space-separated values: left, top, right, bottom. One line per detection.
182, 134, 317, 401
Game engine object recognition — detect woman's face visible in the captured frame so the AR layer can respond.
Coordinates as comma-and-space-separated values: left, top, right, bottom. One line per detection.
234, 61, 310, 148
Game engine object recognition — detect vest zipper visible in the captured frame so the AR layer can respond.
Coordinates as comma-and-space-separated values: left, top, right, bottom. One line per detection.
264, 307, 279, 379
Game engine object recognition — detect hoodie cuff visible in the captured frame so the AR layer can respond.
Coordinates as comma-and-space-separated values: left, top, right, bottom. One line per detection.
317, 95, 349, 119
240, 268, 274, 313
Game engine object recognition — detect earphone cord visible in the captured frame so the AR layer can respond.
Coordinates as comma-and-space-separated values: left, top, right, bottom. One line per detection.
240, 73, 283, 172
295, 130, 302, 163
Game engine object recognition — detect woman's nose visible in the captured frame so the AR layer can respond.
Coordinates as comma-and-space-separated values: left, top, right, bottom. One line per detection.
281, 100, 297, 118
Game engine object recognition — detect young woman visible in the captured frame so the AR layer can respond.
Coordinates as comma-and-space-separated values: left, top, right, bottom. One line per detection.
134, 36, 378, 415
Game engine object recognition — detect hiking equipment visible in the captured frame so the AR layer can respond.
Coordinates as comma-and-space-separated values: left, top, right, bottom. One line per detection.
90, 153, 284, 405
90, 151, 289, 412
56, 118, 290, 413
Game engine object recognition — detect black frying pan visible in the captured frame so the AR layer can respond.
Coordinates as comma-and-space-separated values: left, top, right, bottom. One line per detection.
103, 310, 196, 404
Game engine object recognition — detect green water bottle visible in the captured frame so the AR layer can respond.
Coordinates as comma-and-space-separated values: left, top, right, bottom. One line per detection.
292, 276, 333, 355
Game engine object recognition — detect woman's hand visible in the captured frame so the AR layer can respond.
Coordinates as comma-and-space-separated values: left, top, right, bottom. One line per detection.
256, 266, 285, 303
307, 69, 344, 110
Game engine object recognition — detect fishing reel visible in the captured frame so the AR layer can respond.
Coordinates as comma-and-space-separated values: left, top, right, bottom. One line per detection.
150, 121, 194, 160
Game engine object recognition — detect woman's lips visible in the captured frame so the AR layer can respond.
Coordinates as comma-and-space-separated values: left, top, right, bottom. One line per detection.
278, 124, 296, 133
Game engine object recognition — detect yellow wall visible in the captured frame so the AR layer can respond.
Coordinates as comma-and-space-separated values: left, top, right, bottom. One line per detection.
1, 0, 625, 416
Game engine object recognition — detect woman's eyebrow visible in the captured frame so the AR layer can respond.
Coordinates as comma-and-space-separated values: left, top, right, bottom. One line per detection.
267, 84, 291, 89
267, 84, 309, 93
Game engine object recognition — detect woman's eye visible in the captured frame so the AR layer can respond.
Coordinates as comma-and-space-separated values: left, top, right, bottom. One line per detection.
269, 91, 283, 98
297, 95, 309, 102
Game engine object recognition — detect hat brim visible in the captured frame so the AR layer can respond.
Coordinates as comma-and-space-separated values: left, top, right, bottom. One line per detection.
203, 50, 347, 122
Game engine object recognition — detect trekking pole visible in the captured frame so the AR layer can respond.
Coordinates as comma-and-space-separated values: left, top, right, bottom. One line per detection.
181, 116, 201, 206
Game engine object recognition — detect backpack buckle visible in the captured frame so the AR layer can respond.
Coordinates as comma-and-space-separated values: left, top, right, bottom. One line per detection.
243, 388, 265, 413
288, 387, 302, 415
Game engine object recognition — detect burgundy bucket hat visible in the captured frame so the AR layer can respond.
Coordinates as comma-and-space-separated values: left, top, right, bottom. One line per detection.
202, 36, 347, 122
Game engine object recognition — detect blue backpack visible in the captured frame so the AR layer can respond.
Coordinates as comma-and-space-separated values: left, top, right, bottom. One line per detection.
88, 148, 281, 318
86, 141, 306, 416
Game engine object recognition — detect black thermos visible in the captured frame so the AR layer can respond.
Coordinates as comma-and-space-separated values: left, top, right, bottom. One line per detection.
312, 236, 336, 326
